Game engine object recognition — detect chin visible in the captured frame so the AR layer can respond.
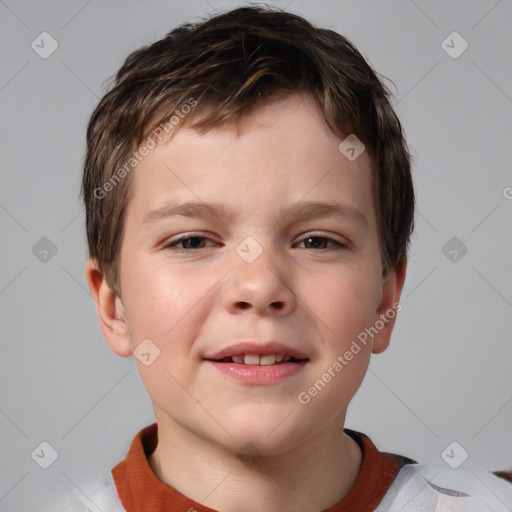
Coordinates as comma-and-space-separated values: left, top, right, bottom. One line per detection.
217, 405, 312, 456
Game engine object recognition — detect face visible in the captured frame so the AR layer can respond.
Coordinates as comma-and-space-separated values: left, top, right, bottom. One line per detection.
88, 94, 405, 456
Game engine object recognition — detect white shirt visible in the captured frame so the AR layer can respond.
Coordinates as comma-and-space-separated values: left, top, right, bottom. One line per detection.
59, 463, 512, 511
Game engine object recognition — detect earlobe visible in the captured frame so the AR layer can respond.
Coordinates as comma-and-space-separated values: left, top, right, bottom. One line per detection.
371, 259, 407, 355
85, 259, 132, 357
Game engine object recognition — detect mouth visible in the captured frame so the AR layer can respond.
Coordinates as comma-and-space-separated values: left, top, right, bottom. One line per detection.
206, 354, 308, 365
203, 342, 310, 385
203, 341, 310, 365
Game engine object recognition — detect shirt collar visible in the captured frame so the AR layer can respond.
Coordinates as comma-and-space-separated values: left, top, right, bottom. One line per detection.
112, 422, 414, 511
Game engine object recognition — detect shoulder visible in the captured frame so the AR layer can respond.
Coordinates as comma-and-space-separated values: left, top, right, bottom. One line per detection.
375, 463, 512, 511
59, 472, 125, 512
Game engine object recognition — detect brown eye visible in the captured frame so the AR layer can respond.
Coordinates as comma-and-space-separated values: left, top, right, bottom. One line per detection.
298, 236, 344, 249
176, 236, 206, 249
164, 235, 216, 250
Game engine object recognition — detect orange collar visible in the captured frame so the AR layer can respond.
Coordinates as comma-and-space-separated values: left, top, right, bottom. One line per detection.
112, 423, 414, 511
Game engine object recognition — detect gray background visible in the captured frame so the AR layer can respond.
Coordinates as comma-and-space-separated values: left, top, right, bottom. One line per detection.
1, 0, 511, 510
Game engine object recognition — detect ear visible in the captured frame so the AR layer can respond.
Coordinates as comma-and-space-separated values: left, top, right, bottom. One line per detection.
371, 259, 407, 354
85, 259, 132, 357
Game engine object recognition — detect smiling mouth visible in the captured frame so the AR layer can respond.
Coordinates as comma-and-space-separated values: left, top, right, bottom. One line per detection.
206, 354, 309, 366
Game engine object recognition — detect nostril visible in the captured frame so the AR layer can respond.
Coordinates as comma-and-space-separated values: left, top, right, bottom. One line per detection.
235, 301, 285, 310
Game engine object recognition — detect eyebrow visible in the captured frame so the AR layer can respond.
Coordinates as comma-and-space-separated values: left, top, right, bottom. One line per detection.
142, 200, 368, 230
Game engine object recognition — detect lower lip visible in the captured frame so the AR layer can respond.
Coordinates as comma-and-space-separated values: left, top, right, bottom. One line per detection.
205, 360, 308, 385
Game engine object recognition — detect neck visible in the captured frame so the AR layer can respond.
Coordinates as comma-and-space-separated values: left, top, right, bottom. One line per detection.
148, 411, 362, 512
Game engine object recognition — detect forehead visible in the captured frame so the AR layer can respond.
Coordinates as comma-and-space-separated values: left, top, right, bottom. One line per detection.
126, 94, 375, 229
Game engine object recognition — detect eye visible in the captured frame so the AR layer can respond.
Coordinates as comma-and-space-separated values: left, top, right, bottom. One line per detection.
295, 235, 347, 250
163, 234, 217, 251
162, 233, 347, 252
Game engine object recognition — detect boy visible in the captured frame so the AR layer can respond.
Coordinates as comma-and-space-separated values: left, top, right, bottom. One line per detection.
80, 5, 512, 511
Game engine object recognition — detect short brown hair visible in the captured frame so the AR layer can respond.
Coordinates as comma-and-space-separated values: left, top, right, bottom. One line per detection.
82, 5, 414, 296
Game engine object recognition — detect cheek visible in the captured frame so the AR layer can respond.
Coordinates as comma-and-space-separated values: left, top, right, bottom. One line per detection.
122, 261, 216, 401
121, 257, 206, 345
302, 261, 381, 337
295, 272, 377, 421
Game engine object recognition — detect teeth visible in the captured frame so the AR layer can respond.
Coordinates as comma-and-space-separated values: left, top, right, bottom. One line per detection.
243, 354, 260, 365
260, 354, 276, 366
224, 354, 297, 365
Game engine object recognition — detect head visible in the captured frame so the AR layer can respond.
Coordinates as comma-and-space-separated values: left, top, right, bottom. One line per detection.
84, 6, 414, 454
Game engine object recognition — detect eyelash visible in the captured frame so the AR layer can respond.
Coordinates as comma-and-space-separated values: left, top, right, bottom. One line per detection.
163, 233, 348, 252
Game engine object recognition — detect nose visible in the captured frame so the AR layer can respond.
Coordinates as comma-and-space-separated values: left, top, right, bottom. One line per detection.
221, 243, 297, 316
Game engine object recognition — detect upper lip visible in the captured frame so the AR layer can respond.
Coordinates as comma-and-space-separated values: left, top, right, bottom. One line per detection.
204, 341, 309, 360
